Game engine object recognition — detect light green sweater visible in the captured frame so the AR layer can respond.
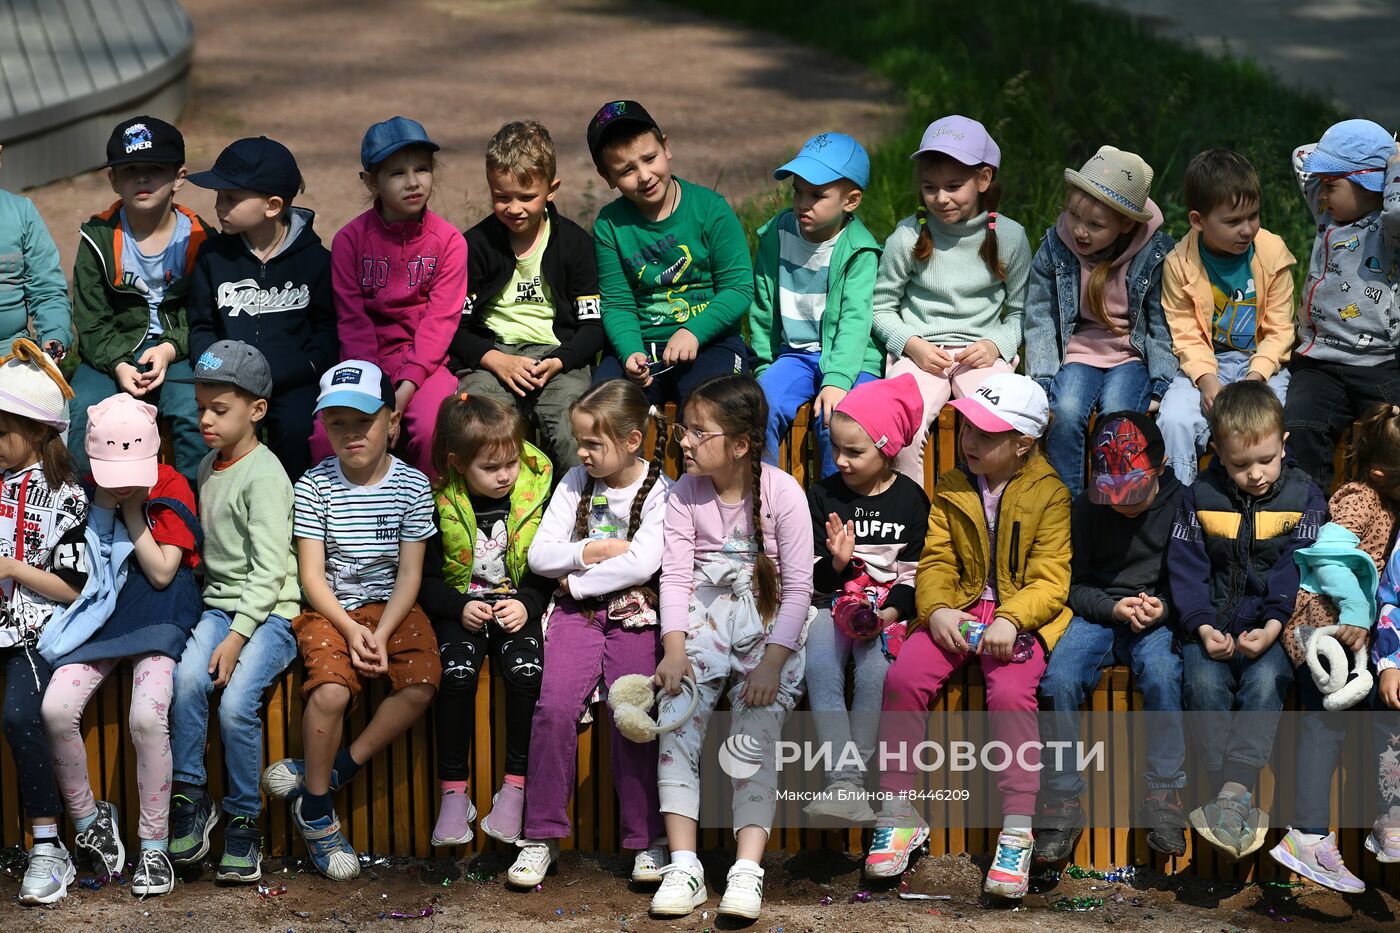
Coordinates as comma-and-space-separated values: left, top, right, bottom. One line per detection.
197, 443, 301, 637
870, 211, 1030, 362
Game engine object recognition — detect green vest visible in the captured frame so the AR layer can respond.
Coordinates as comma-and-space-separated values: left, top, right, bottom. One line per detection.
436, 441, 552, 591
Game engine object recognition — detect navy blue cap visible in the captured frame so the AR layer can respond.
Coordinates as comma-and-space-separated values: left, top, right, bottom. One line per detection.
361, 116, 440, 171
187, 137, 302, 201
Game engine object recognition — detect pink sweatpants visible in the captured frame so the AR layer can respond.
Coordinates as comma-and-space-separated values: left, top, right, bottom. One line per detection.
886, 353, 1014, 485
42, 655, 176, 841
878, 612, 1046, 816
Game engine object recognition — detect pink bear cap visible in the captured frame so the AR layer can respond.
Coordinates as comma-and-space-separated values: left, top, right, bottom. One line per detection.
833, 374, 925, 458
85, 393, 159, 489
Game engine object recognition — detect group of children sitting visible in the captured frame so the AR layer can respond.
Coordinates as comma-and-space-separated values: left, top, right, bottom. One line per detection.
0, 97, 1398, 919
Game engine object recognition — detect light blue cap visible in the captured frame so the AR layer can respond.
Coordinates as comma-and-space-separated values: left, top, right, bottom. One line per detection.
1303, 118, 1395, 192
774, 132, 870, 188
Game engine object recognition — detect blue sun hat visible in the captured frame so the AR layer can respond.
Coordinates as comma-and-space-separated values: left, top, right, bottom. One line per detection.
1302, 118, 1395, 192
774, 132, 870, 188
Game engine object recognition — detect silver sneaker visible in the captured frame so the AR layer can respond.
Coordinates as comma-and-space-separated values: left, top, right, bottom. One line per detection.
74, 800, 125, 877
18, 841, 76, 905
130, 847, 176, 897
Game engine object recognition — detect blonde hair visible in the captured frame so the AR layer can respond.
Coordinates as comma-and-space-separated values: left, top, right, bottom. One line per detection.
1209, 380, 1284, 446
569, 380, 666, 540
1066, 187, 1138, 336
431, 392, 525, 483
485, 120, 556, 186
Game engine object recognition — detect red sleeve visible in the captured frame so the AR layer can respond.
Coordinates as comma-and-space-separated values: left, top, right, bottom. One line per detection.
147, 467, 199, 568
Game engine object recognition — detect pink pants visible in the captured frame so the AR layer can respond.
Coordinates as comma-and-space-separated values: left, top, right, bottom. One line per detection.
886, 353, 1014, 485
878, 612, 1046, 817
42, 655, 176, 841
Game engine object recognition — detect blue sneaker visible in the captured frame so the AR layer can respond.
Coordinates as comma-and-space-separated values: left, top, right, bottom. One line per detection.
169, 790, 217, 866
292, 796, 360, 881
262, 758, 342, 801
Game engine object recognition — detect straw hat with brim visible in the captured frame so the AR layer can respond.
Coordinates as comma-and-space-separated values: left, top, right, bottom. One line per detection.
1064, 146, 1154, 223
0, 338, 73, 432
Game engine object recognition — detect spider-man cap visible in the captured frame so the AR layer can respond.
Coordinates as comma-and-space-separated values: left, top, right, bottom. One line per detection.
1088, 411, 1165, 506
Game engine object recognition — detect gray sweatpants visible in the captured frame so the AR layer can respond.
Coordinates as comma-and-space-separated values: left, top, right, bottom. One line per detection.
802, 607, 891, 785
458, 341, 591, 470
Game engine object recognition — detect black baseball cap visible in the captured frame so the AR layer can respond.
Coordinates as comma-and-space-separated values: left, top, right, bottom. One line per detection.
586, 100, 661, 163
105, 116, 185, 167
187, 137, 303, 202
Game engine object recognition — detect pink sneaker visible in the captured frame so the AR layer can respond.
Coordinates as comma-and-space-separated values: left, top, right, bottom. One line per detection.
430, 790, 477, 847
480, 784, 526, 844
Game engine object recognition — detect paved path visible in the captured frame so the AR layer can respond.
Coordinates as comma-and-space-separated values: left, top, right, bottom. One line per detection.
1089, 0, 1400, 127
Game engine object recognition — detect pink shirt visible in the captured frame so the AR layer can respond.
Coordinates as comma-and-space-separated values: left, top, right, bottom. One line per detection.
331, 204, 468, 389
660, 464, 813, 650
1058, 201, 1164, 369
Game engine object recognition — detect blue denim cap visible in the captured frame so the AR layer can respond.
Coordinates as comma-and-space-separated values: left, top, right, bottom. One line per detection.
1302, 118, 1395, 192
187, 137, 301, 201
773, 132, 870, 188
361, 116, 440, 171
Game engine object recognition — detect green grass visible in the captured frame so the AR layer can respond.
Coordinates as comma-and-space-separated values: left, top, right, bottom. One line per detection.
670, 0, 1339, 265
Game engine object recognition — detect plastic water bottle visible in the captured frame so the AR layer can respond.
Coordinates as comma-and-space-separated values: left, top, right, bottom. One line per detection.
588, 495, 620, 539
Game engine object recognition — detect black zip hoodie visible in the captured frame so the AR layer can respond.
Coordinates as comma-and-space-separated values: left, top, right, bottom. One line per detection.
187, 207, 338, 391
451, 203, 603, 373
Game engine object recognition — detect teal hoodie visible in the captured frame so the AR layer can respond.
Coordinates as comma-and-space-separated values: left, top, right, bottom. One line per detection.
0, 190, 71, 349
747, 210, 882, 390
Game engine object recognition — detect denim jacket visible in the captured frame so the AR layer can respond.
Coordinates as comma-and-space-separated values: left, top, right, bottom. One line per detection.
1024, 226, 1178, 399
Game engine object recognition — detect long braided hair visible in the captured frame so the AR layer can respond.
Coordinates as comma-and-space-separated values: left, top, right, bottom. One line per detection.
911, 151, 1006, 281
569, 379, 666, 542
685, 374, 779, 623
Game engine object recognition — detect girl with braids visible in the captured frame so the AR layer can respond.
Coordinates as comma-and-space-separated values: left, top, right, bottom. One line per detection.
508, 379, 673, 888
869, 115, 1031, 485
649, 373, 813, 922
1023, 145, 1174, 497
419, 392, 553, 849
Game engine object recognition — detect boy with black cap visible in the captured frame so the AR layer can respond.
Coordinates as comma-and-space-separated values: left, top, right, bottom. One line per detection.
586, 100, 754, 406
186, 136, 337, 480
69, 115, 215, 488
167, 340, 301, 882
1033, 411, 1188, 864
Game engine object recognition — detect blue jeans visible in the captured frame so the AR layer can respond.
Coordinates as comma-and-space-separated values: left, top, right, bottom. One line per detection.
1037, 616, 1184, 798
68, 339, 204, 489
1157, 351, 1290, 484
170, 610, 297, 818
759, 349, 877, 480
1046, 361, 1151, 497
1292, 674, 1400, 834
1181, 638, 1293, 788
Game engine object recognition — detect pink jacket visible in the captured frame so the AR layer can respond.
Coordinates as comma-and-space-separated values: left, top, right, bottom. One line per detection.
331, 204, 468, 389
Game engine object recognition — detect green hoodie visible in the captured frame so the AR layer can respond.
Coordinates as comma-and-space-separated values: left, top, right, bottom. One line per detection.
436, 440, 553, 588
73, 200, 215, 375
747, 210, 882, 391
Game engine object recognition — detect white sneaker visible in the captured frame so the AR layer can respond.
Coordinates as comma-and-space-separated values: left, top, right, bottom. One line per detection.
18, 841, 75, 905
649, 861, 707, 917
804, 779, 877, 823
631, 842, 668, 883
717, 862, 764, 919
507, 839, 559, 888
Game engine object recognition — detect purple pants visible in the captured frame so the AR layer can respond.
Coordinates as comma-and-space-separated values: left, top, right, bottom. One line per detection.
523, 597, 665, 849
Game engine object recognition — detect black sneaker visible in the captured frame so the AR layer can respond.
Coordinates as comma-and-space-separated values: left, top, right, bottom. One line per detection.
215, 815, 262, 883
74, 800, 125, 877
130, 848, 175, 896
1032, 795, 1085, 865
1143, 789, 1188, 856
169, 790, 217, 865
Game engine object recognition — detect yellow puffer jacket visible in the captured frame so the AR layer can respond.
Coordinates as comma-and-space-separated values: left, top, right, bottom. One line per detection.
913, 451, 1072, 651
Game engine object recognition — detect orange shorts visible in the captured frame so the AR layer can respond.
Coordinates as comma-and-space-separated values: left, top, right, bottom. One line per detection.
294, 602, 441, 708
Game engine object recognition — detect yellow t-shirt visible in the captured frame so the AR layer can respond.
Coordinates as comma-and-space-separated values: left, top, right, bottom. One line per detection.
483, 217, 558, 347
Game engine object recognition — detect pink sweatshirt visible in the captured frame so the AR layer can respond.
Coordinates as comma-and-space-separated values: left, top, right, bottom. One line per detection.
660, 463, 813, 651
331, 204, 468, 389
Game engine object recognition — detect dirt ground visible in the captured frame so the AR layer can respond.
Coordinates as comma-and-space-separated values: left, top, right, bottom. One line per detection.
20, 0, 899, 273
3, 845, 1398, 932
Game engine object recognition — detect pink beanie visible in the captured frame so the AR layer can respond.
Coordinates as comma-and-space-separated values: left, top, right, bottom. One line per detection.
833, 374, 924, 458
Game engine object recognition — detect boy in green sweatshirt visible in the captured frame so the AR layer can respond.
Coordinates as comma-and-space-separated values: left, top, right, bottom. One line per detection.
586, 100, 754, 406
167, 340, 300, 884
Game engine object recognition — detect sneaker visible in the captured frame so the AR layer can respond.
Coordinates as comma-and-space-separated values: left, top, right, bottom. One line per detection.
1366, 812, 1400, 863
717, 862, 764, 919
864, 810, 930, 879
18, 842, 75, 905
1190, 790, 1266, 859
292, 796, 360, 882
804, 779, 877, 824
507, 840, 559, 888
649, 861, 707, 917
262, 758, 342, 801
130, 848, 176, 897
1269, 828, 1365, 894
169, 790, 217, 865
1142, 789, 1189, 857
430, 791, 478, 847
480, 783, 526, 845
984, 829, 1034, 900
215, 815, 263, 883
1032, 795, 1084, 865
631, 843, 669, 884
74, 800, 125, 877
